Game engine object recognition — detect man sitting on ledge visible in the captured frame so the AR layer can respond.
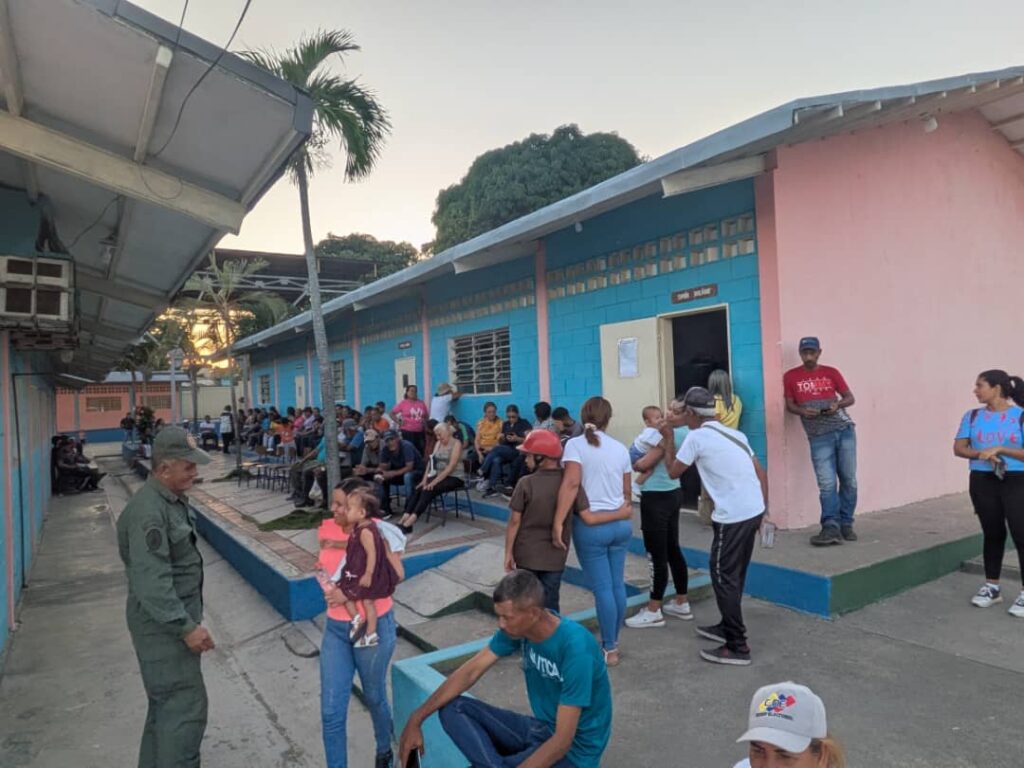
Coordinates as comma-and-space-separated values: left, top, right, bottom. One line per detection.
399, 570, 612, 768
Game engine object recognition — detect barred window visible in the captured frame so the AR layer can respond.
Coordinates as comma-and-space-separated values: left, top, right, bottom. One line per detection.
85, 396, 122, 412
331, 360, 346, 401
449, 328, 511, 395
143, 394, 171, 410
258, 374, 271, 404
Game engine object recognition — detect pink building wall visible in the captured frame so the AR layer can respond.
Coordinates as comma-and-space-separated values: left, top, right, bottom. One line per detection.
55, 385, 173, 434
759, 111, 1024, 528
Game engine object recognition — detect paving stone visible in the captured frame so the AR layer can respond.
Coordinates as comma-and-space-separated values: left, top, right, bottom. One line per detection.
437, 541, 507, 589
410, 520, 481, 547
393, 569, 476, 618
405, 610, 498, 651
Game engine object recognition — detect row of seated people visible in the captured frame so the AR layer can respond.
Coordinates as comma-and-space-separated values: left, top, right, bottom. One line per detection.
50, 435, 106, 494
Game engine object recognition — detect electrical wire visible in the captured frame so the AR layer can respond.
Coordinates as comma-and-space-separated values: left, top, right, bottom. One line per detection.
66, 195, 120, 251
149, 0, 253, 160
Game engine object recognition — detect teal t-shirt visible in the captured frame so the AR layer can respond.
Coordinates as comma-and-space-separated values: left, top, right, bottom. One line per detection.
315, 438, 327, 462
489, 618, 611, 767
641, 426, 689, 493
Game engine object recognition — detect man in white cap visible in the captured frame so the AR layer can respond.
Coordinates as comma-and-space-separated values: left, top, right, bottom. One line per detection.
733, 681, 844, 768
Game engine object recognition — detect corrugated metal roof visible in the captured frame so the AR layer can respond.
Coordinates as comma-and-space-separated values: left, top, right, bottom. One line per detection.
233, 65, 1024, 353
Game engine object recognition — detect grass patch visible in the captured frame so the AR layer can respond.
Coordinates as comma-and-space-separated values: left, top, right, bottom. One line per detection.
257, 508, 325, 531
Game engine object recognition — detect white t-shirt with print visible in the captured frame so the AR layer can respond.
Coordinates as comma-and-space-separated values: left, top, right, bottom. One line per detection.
562, 431, 631, 512
632, 426, 662, 454
676, 423, 764, 524
429, 394, 453, 422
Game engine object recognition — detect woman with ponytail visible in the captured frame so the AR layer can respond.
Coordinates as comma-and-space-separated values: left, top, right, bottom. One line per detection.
953, 369, 1024, 617
553, 396, 634, 666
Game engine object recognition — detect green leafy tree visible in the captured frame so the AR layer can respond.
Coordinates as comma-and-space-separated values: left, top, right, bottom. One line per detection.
316, 232, 418, 282
428, 124, 642, 253
184, 253, 292, 476
240, 30, 391, 492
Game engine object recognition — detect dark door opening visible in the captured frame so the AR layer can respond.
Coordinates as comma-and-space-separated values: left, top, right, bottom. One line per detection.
670, 308, 729, 398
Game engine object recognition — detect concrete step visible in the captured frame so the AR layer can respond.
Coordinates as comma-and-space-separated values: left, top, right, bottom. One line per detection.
961, 555, 1021, 581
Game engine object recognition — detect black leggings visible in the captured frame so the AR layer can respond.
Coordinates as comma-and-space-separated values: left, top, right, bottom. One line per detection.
969, 471, 1024, 584
405, 476, 465, 519
639, 488, 689, 601
402, 429, 425, 456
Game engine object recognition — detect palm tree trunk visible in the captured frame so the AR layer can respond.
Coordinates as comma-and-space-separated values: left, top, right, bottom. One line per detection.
298, 162, 340, 492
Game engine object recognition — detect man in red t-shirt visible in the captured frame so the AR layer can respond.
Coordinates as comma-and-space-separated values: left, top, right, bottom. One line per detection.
783, 337, 858, 547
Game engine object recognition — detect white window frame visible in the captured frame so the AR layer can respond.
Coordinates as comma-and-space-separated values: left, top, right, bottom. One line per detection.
331, 359, 346, 401
258, 374, 271, 405
448, 327, 511, 395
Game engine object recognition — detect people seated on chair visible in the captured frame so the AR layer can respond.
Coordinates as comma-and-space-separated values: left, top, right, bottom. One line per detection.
474, 401, 503, 473
533, 401, 556, 432
375, 401, 397, 431
288, 435, 327, 507
297, 413, 324, 455
353, 429, 382, 481
399, 570, 612, 768
552, 407, 584, 444
397, 422, 466, 533
375, 430, 423, 519
338, 418, 365, 469
199, 415, 219, 450
478, 404, 530, 497
55, 438, 106, 492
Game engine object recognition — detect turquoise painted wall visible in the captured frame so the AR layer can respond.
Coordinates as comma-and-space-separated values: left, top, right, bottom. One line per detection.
544, 179, 765, 458
249, 179, 764, 457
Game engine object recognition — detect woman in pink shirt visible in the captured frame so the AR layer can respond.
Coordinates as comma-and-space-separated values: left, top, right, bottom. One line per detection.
319, 478, 404, 768
391, 384, 428, 455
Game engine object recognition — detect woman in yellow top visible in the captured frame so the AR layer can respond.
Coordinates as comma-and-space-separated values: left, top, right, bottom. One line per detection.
474, 401, 503, 480
709, 369, 743, 429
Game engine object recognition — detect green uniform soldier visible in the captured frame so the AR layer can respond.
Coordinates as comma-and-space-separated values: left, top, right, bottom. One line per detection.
117, 427, 215, 767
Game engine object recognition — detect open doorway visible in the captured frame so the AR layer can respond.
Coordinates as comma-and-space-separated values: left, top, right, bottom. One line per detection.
669, 307, 729, 398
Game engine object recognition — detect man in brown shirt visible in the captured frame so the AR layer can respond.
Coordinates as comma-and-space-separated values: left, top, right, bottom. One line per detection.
504, 429, 589, 612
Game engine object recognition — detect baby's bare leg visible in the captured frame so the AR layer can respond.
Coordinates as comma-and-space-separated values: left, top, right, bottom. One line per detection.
364, 599, 378, 636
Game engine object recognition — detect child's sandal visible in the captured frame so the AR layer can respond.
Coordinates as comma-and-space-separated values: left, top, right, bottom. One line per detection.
355, 632, 379, 649
349, 615, 366, 642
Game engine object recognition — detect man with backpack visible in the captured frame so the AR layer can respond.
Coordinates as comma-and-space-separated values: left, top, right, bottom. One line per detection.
783, 337, 858, 546
663, 387, 768, 667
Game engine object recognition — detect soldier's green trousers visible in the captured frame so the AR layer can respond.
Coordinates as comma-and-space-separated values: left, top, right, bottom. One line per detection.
130, 627, 208, 768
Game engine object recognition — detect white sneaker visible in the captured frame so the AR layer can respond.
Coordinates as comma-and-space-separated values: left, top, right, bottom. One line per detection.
1009, 593, 1024, 618
625, 608, 665, 628
971, 584, 1002, 608
662, 601, 694, 621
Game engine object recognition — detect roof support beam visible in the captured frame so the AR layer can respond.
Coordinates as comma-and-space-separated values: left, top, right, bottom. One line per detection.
0, 111, 247, 232
0, 0, 39, 200
661, 155, 767, 198
992, 111, 1024, 131
80, 318, 141, 342
77, 271, 167, 310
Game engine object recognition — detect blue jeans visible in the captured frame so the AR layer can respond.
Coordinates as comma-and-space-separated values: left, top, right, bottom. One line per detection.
321, 611, 397, 767
572, 516, 632, 651
439, 696, 573, 768
808, 426, 858, 530
481, 444, 522, 490
379, 471, 418, 513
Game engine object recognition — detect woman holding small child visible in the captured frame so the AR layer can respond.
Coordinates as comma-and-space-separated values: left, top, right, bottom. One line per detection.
626, 404, 694, 629
317, 478, 405, 768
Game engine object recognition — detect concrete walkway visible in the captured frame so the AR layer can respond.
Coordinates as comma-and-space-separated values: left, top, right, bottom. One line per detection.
0, 461, 375, 767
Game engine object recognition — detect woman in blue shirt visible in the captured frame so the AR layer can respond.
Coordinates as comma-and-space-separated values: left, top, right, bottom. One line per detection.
953, 369, 1024, 617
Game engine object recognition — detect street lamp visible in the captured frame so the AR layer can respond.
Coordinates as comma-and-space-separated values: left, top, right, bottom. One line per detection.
168, 347, 185, 427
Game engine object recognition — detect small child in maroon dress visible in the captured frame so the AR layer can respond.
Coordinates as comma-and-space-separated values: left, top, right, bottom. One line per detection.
338, 488, 400, 648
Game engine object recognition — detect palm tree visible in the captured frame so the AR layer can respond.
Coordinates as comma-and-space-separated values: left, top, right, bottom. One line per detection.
240, 30, 391, 492
184, 253, 292, 476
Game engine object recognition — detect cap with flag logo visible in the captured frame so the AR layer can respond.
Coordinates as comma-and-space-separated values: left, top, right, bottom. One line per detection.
737, 681, 827, 754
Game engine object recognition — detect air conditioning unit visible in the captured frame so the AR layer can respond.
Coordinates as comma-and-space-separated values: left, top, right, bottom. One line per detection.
0, 254, 77, 349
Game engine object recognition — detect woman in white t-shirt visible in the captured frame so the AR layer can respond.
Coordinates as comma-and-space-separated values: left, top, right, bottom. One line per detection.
554, 396, 634, 667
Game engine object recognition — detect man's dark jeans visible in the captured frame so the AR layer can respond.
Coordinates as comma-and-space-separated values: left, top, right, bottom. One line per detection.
439, 696, 573, 768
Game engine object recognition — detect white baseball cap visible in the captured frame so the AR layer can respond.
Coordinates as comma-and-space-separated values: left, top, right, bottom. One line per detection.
737, 682, 827, 754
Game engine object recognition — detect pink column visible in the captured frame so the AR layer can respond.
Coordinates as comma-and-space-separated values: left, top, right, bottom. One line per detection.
1, 332, 14, 627
534, 242, 551, 402
420, 301, 431, 398
754, 167, 791, 528
352, 332, 362, 408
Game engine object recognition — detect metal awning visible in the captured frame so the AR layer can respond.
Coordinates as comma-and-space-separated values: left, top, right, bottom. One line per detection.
231, 65, 1024, 355
0, 0, 312, 378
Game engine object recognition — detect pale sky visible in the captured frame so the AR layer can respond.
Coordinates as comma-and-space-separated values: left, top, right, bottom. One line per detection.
135, 0, 1022, 254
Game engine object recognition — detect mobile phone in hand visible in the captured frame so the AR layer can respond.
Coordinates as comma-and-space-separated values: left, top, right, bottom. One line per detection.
405, 751, 421, 768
